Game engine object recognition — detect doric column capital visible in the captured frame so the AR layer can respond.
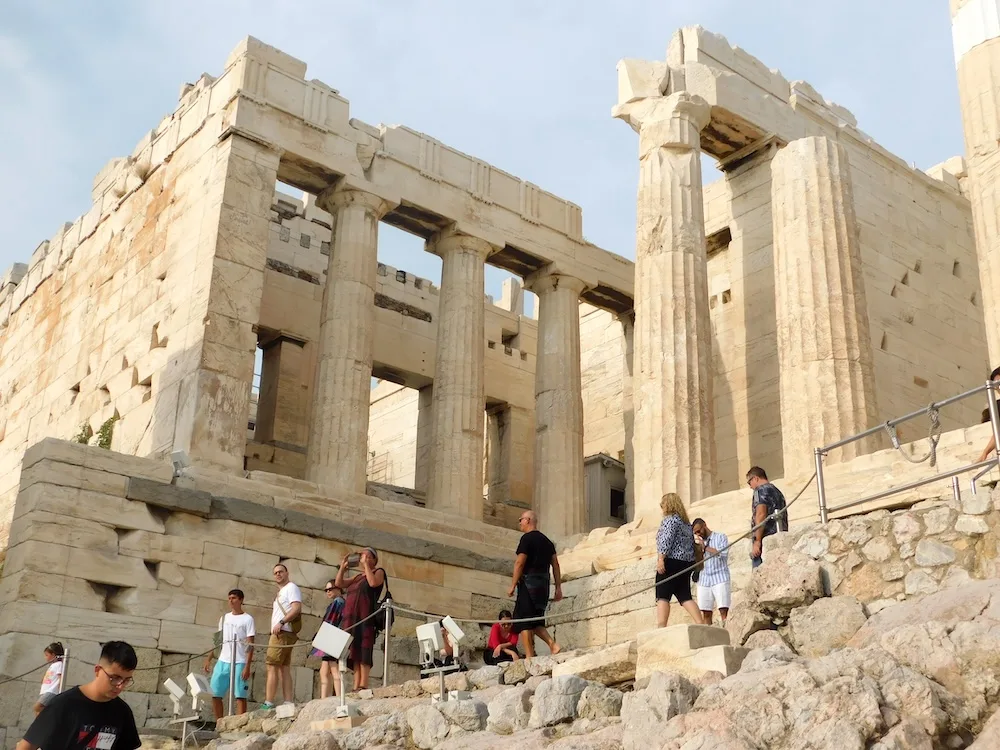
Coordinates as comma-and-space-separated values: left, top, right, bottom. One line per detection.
315, 185, 396, 219
427, 225, 495, 260
523, 266, 588, 298
616, 91, 711, 158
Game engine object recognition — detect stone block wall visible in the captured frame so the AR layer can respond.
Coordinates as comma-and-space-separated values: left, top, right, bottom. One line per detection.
0, 439, 521, 741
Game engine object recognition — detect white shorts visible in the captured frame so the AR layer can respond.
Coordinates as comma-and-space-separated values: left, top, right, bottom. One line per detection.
697, 581, 732, 611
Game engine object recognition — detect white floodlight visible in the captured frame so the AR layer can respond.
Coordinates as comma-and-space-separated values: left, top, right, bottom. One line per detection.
186, 673, 212, 712
312, 623, 354, 661
440, 616, 466, 645
163, 678, 186, 715
416, 622, 445, 668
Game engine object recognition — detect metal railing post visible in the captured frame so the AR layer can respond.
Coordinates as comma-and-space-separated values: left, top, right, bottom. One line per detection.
987, 381, 1000, 476
58, 647, 69, 694
382, 600, 393, 688
815, 448, 828, 524
952, 476, 961, 505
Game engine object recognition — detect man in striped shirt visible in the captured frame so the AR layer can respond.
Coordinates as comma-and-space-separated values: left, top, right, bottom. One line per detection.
692, 518, 730, 626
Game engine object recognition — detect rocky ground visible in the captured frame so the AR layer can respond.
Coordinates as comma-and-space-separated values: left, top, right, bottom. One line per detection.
142, 556, 1000, 749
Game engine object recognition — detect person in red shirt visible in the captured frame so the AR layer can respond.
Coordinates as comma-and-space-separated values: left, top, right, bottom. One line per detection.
484, 610, 521, 665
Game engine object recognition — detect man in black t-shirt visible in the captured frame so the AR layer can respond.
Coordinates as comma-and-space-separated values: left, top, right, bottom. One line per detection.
507, 510, 563, 658
18, 641, 141, 750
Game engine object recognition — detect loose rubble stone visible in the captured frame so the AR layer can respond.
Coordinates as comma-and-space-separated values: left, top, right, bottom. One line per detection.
486, 685, 534, 735
915, 539, 957, 567
524, 675, 550, 691
962, 492, 993, 516
747, 549, 825, 618
905, 570, 940, 596
862, 537, 893, 563
272, 732, 340, 750
420, 671, 470, 695
526, 655, 557, 676
743, 629, 793, 653
621, 671, 698, 750
217, 735, 274, 750
794, 530, 830, 559
787, 596, 868, 657
956, 515, 990, 535
726, 606, 772, 645
577, 685, 623, 719
527, 674, 588, 728
437, 699, 488, 732
467, 665, 503, 689
892, 514, 923, 545
840, 518, 872, 546
338, 712, 408, 750
551, 640, 635, 685
406, 704, 450, 749
501, 660, 528, 685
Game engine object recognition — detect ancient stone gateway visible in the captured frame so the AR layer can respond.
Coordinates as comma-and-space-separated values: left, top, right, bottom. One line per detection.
0, 22, 994, 744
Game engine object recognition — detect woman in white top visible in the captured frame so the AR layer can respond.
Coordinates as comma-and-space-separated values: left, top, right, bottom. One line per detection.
33, 642, 64, 716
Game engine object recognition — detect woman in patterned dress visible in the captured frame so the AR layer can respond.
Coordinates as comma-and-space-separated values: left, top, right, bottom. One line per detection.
654, 493, 705, 628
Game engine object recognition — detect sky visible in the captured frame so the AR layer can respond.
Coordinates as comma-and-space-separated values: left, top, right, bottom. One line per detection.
0, 1, 963, 302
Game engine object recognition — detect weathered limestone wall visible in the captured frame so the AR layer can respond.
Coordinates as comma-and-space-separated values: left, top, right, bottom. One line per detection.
0, 439, 521, 739
0, 69, 282, 550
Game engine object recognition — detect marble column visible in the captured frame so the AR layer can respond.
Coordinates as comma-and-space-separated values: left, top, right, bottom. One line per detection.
306, 187, 393, 492
426, 229, 492, 519
525, 269, 588, 537
771, 136, 879, 474
619, 311, 636, 521
616, 91, 716, 518
952, 0, 1000, 362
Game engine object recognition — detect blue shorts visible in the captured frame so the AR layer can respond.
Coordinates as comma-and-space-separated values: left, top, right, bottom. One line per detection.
210, 661, 249, 699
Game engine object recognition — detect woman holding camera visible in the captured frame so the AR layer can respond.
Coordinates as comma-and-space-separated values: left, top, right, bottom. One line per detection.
335, 547, 386, 691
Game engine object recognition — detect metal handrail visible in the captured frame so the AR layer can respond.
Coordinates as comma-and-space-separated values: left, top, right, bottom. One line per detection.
815, 381, 1000, 523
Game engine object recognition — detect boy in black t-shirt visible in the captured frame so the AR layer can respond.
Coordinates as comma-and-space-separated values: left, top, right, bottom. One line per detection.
507, 510, 563, 658
18, 641, 141, 750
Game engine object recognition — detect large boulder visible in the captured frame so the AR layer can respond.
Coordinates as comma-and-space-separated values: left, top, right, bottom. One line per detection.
406, 704, 449, 749
338, 712, 409, 750
787, 596, 868, 657
745, 548, 826, 619
272, 734, 340, 750
744, 630, 794, 653
551, 641, 636, 685
621, 671, 698, 750
527, 674, 589, 728
970, 707, 1000, 748
467, 665, 503, 689
577, 685, 623, 719
651, 645, 958, 749
486, 685, 534, 735
216, 736, 273, 750
501, 659, 529, 685
726, 606, 773, 645
437, 699, 489, 732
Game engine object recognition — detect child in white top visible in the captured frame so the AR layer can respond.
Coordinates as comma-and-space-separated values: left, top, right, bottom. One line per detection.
33, 642, 64, 716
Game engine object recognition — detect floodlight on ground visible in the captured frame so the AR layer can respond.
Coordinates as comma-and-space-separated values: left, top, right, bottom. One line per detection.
440, 616, 466, 645
416, 621, 445, 668
186, 673, 211, 712
313, 623, 353, 661
163, 678, 186, 715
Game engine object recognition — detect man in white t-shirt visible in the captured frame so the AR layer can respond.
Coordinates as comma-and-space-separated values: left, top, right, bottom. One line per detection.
203, 589, 255, 718
263, 562, 302, 710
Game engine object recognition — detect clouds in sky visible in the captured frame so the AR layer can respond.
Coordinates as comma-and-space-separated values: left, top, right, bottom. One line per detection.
0, 0, 963, 297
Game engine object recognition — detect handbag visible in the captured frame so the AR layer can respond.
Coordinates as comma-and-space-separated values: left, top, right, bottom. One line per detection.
275, 593, 302, 635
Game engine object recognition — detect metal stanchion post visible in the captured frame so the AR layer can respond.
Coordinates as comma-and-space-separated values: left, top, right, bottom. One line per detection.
228, 637, 236, 717
952, 476, 961, 504
815, 448, 829, 524
382, 600, 393, 688
987, 382, 1000, 477
58, 647, 69, 694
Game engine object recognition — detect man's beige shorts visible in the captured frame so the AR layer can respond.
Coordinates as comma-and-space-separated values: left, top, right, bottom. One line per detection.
266, 632, 296, 666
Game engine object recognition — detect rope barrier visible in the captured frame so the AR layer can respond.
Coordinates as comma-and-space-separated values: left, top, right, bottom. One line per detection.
391, 472, 818, 627
884, 404, 941, 467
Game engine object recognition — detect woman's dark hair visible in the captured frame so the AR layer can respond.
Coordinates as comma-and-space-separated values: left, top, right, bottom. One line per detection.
498, 610, 513, 620
45, 642, 65, 658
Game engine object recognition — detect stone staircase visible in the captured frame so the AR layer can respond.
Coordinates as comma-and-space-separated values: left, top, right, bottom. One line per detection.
552, 624, 747, 685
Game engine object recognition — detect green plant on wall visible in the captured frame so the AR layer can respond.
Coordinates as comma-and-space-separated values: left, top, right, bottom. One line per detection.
96, 415, 119, 450
73, 423, 93, 444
